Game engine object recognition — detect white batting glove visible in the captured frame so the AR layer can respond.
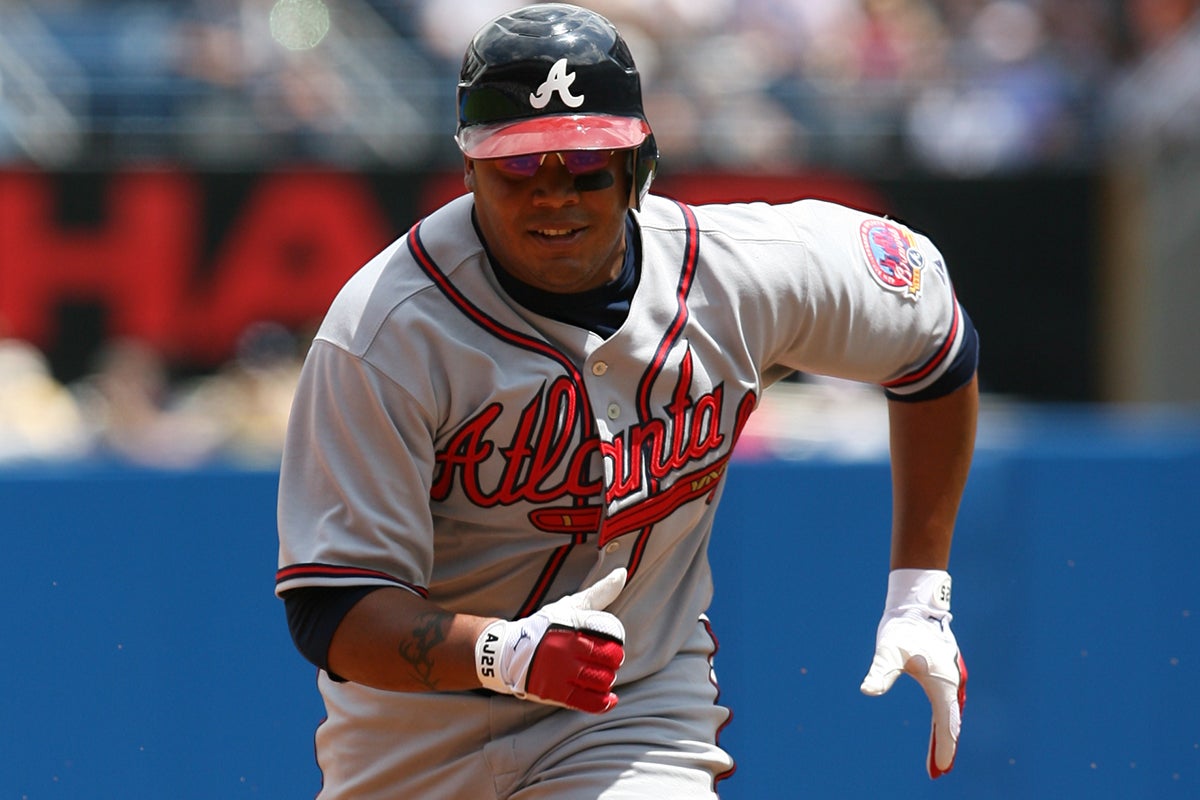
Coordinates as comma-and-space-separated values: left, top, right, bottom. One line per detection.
475, 568, 627, 714
860, 569, 967, 779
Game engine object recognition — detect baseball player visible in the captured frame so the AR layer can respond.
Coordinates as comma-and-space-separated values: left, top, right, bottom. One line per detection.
276, 4, 978, 798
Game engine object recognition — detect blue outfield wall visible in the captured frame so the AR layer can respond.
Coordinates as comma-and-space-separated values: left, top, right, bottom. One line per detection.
3, 406, 1198, 799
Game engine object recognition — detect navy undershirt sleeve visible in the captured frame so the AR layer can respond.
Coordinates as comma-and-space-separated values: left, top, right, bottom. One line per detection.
283, 585, 382, 681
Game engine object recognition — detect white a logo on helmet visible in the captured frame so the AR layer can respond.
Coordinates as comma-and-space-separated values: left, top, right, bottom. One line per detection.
529, 58, 584, 109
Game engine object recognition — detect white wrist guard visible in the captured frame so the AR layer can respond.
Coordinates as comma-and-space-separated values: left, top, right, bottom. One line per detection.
475, 618, 528, 695
884, 568, 952, 617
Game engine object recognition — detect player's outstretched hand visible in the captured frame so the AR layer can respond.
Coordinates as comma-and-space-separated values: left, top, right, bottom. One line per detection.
475, 568, 627, 713
860, 569, 966, 779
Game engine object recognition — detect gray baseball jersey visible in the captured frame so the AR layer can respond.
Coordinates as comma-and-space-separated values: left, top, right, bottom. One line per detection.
276, 192, 972, 797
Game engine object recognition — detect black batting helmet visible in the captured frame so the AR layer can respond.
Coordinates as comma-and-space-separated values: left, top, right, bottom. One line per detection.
456, 3, 658, 208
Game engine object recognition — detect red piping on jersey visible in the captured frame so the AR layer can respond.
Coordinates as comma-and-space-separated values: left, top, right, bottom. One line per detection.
408, 222, 597, 615
636, 200, 699, 420
519, 530, 590, 618
704, 616, 737, 788
626, 528, 653, 576
883, 296, 961, 390
274, 563, 429, 597
406, 223, 595, 404
625, 200, 700, 579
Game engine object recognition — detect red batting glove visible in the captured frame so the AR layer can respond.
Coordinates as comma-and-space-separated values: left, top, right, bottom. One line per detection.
475, 568, 626, 713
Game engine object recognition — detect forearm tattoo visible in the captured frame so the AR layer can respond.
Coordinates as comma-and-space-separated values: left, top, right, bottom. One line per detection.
396, 611, 449, 690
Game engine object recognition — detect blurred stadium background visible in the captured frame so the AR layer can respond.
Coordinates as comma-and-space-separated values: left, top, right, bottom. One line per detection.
2, 1, 1198, 798
2, 0, 1199, 465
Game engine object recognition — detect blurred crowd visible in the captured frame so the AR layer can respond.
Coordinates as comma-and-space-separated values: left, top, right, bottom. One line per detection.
0, 0, 1198, 173
3, 0, 1200, 467
0, 320, 304, 468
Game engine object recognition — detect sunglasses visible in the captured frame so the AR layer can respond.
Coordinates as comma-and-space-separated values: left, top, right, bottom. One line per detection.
490, 150, 616, 178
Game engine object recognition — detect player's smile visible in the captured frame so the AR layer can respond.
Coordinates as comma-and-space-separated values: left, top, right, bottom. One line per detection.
529, 223, 588, 247
533, 227, 582, 238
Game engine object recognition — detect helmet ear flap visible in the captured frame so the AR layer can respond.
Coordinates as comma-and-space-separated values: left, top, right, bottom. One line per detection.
632, 133, 658, 210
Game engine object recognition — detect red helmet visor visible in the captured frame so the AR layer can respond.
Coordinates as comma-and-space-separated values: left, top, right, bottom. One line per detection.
457, 114, 650, 160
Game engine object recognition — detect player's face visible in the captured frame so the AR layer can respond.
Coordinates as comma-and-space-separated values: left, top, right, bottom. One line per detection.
465, 150, 632, 294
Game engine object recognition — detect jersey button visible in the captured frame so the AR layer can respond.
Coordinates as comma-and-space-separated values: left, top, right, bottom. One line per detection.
605, 541, 621, 554
592, 361, 608, 376
606, 403, 620, 419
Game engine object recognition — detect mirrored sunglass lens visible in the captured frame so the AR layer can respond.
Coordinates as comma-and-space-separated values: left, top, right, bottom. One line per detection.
496, 154, 544, 176
561, 151, 612, 173
492, 151, 613, 177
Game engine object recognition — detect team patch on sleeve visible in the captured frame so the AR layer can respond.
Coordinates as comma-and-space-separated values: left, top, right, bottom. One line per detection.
859, 218, 925, 301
